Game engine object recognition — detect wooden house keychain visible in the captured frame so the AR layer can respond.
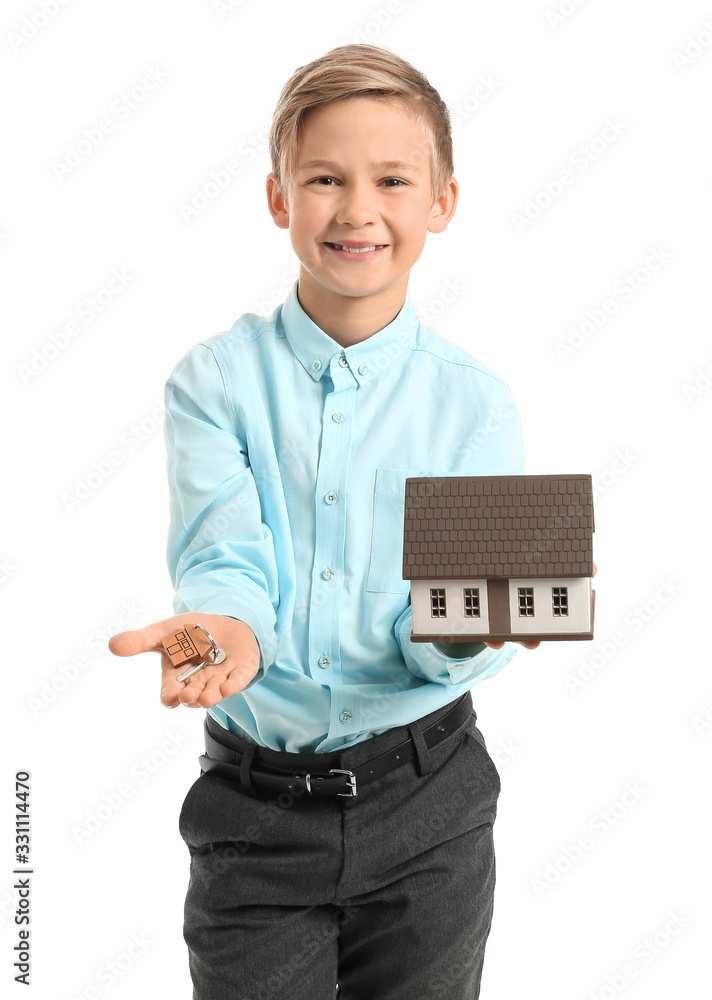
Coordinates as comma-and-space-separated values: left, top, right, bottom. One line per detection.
160, 623, 226, 682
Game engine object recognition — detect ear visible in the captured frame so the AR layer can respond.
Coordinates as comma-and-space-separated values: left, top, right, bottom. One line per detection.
266, 173, 290, 230
427, 177, 459, 234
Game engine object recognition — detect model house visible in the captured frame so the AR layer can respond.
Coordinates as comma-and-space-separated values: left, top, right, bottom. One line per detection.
402, 475, 595, 642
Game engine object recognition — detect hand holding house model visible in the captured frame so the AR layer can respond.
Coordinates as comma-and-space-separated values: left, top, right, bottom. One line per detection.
403, 475, 595, 643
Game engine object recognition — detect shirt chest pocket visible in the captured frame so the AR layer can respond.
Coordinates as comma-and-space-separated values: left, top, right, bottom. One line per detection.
366, 467, 437, 595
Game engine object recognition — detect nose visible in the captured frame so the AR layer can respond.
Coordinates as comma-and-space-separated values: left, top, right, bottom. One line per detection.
334, 181, 378, 227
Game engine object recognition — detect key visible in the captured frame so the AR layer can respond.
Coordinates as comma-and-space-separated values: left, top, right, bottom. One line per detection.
175, 646, 225, 681
161, 623, 226, 682
176, 661, 207, 682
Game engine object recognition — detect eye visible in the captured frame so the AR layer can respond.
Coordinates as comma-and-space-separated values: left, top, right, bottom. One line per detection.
309, 176, 337, 185
382, 178, 406, 187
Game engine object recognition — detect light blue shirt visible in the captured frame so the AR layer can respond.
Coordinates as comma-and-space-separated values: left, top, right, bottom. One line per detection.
164, 279, 525, 753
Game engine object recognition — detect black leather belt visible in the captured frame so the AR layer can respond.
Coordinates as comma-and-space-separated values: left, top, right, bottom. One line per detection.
198, 692, 472, 799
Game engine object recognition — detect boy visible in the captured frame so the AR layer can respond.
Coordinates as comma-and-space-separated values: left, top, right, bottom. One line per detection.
109, 43, 540, 999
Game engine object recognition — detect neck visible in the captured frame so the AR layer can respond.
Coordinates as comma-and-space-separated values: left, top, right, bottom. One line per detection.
296, 269, 409, 348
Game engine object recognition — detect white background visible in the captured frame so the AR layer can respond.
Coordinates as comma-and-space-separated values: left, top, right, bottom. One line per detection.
2, 1, 710, 997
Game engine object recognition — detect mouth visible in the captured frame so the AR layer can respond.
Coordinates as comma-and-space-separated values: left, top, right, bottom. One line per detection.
323, 242, 388, 259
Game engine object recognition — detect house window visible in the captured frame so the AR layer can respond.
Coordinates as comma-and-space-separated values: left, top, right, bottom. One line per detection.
552, 587, 568, 616
463, 588, 480, 617
430, 588, 446, 617
518, 587, 534, 617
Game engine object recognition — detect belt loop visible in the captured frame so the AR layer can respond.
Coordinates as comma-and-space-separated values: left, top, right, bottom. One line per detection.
408, 721, 433, 777
240, 744, 256, 795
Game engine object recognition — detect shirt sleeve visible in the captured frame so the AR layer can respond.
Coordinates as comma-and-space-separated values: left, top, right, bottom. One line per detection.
164, 343, 280, 689
395, 378, 525, 687
395, 605, 518, 686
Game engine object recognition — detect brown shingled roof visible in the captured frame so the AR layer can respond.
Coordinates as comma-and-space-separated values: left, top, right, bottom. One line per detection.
402, 475, 594, 580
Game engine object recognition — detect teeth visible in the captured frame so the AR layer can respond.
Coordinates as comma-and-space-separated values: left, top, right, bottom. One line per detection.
330, 243, 384, 253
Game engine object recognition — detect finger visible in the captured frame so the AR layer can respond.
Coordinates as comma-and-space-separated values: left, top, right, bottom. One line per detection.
592, 562, 597, 577
174, 658, 258, 709
158, 650, 196, 707
159, 664, 186, 708
174, 663, 226, 707
109, 615, 206, 658
217, 661, 258, 700
109, 618, 179, 657
196, 666, 249, 709
165, 664, 209, 706
160, 686, 182, 709
198, 672, 227, 709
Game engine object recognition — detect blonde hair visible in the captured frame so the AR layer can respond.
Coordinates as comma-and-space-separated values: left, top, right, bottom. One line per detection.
268, 44, 453, 207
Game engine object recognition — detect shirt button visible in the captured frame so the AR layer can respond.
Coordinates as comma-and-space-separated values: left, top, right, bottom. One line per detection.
322, 567, 335, 580
324, 492, 337, 504
339, 711, 352, 724
358, 364, 368, 375
332, 412, 344, 423
311, 358, 322, 372
338, 356, 349, 368
318, 655, 331, 668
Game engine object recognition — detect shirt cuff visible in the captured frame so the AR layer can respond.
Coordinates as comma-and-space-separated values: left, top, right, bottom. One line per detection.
170, 593, 277, 689
433, 641, 487, 659
225, 617, 268, 691
395, 604, 518, 686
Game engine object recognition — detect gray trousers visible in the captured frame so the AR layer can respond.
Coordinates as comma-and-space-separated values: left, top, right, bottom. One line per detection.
178, 693, 501, 1000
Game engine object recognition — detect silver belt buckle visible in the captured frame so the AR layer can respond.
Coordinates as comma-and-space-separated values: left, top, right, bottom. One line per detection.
329, 768, 358, 797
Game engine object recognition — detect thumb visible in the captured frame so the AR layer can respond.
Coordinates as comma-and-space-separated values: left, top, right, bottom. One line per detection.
108, 628, 159, 658
108, 618, 180, 658
108, 614, 220, 658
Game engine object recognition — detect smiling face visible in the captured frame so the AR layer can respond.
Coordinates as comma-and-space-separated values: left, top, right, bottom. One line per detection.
267, 95, 457, 334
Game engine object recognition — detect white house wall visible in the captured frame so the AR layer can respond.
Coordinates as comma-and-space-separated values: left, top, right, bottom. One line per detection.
507, 577, 591, 634
411, 579, 490, 638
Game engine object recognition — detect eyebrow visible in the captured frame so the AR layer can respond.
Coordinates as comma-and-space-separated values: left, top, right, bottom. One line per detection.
297, 159, 420, 173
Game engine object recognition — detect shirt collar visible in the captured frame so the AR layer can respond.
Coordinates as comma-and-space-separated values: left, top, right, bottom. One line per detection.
279, 279, 419, 385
